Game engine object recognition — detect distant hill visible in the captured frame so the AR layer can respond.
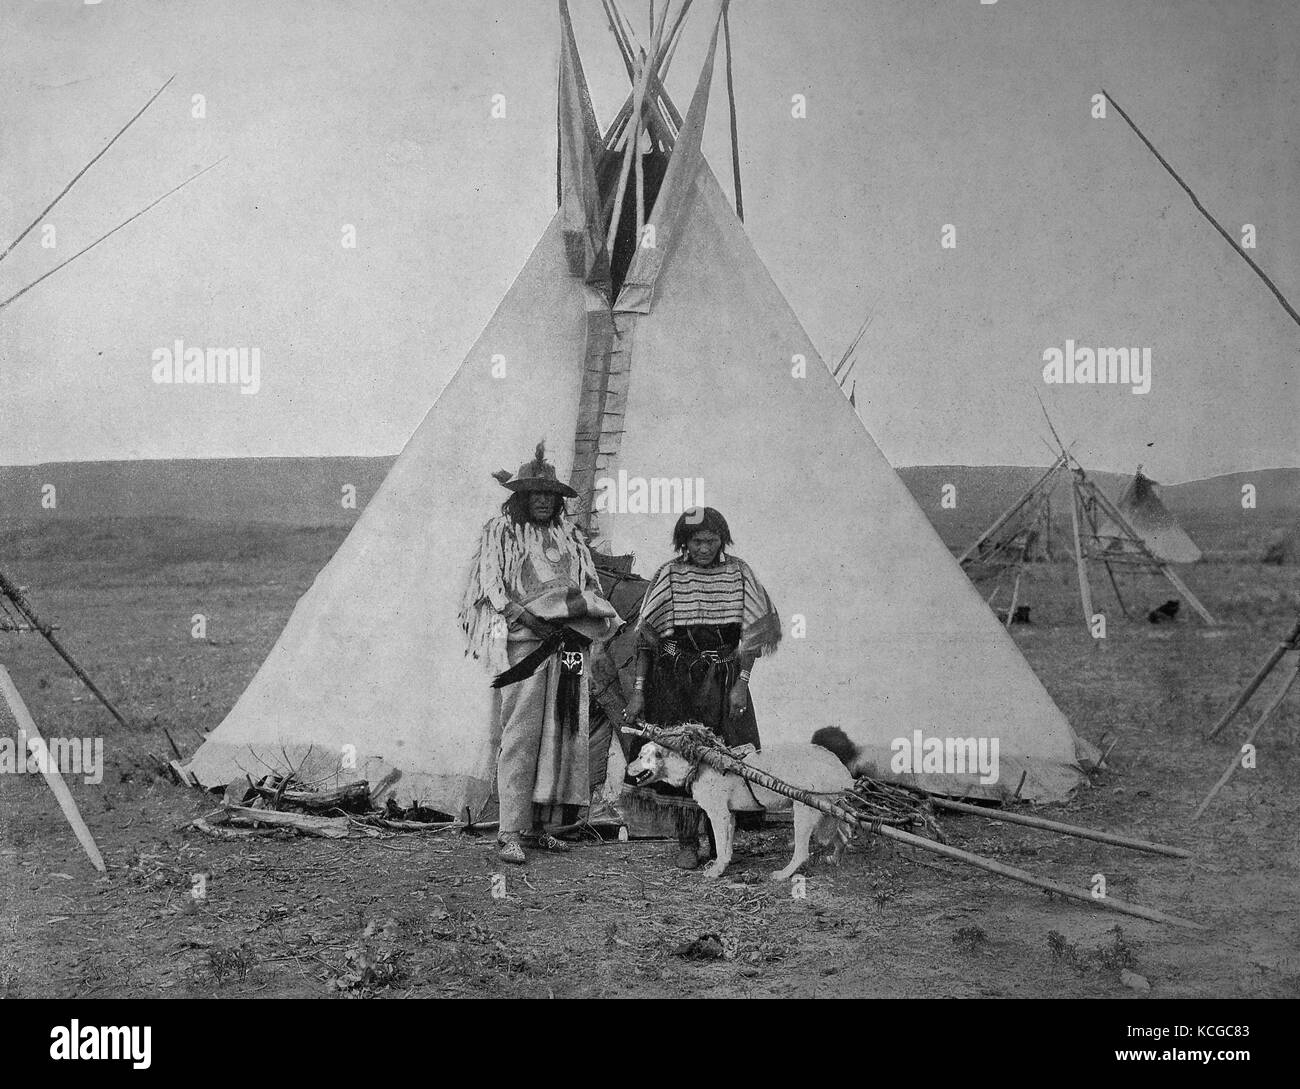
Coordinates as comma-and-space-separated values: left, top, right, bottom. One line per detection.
1162, 468, 1300, 514
0, 457, 395, 526
2, 457, 1296, 561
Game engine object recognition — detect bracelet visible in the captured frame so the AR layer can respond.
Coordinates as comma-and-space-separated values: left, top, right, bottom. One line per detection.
633, 678, 646, 691
738, 669, 751, 681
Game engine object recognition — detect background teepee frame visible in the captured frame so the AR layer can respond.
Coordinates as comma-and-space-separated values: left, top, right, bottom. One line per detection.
959, 444, 1215, 631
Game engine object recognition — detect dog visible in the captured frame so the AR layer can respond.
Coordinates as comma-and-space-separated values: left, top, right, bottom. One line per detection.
1147, 599, 1180, 624
626, 734, 855, 881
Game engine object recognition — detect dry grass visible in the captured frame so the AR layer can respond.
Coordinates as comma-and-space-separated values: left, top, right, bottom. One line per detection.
1, 519, 1298, 997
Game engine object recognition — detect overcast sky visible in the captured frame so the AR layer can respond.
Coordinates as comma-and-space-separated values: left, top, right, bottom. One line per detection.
1, 0, 1296, 481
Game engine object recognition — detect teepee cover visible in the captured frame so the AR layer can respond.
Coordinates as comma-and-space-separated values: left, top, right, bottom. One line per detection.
188, 3, 1093, 809
1115, 469, 1203, 564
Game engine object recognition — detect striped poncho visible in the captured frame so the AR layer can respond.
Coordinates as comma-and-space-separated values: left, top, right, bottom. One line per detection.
635, 555, 781, 658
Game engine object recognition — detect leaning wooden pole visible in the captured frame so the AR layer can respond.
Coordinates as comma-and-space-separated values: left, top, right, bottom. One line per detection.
1102, 88, 1300, 334
0, 665, 106, 872
1068, 476, 1097, 633
1192, 658, 1300, 821
1206, 618, 1300, 739
1004, 568, 1021, 631
0, 158, 227, 314
0, 75, 175, 264
0, 567, 130, 728
871, 815, 1202, 929
606, 57, 649, 255
930, 798, 1190, 858
624, 724, 1205, 930
957, 455, 1064, 566
721, 1, 743, 222
1085, 479, 1216, 624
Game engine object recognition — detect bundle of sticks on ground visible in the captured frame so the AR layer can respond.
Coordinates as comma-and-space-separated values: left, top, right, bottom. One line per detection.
624, 722, 1203, 931
186, 772, 473, 841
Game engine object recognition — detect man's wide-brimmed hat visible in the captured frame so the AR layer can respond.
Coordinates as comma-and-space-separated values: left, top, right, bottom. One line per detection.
492, 441, 578, 498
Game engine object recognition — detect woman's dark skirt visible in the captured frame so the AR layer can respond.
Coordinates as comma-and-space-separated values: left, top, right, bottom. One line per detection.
643, 623, 760, 748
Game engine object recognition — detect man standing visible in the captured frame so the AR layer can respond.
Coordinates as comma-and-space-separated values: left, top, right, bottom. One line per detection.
460, 443, 621, 864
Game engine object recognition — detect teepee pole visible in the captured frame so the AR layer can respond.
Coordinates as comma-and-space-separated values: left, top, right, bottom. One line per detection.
1102, 88, 1300, 334
1207, 619, 1300, 739
1101, 560, 1129, 618
1079, 491, 1130, 618
0, 75, 175, 265
634, 107, 647, 238
605, 0, 690, 151
607, 2, 667, 256
957, 455, 1065, 566
0, 665, 106, 872
601, 0, 637, 80
0, 568, 130, 728
930, 798, 1191, 859
1069, 476, 1097, 632
721, 1, 743, 221
1004, 568, 1021, 631
606, 74, 643, 255
1158, 565, 1215, 625
0, 158, 226, 314
1088, 483, 1216, 624
624, 724, 1205, 929
610, 0, 642, 55
1192, 657, 1300, 820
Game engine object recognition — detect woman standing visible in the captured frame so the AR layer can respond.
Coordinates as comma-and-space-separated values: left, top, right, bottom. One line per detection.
622, 507, 781, 869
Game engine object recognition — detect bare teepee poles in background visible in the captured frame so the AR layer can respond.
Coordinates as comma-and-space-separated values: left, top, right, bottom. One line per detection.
960, 395, 1215, 632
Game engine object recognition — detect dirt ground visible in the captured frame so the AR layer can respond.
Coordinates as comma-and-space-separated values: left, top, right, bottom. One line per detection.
1, 519, 1298, 998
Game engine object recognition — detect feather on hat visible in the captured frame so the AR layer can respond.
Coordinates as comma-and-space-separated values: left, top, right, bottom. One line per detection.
494, 441, 578, 497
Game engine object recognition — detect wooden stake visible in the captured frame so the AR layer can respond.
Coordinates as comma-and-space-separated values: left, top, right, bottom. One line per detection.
1207, 619, 1300, 739
624, 723, 1206, 930
0, 665, 106, 872
1192, 658, 1300, 821
931, 797, 1190, 858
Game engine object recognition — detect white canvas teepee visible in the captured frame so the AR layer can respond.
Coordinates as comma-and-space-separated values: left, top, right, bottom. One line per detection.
1112, 469, 1202, 564
188, 2, 1094, 809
